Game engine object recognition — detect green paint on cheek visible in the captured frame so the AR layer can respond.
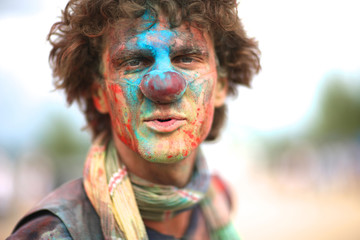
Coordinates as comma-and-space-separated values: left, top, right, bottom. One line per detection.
189, 80, 206, 98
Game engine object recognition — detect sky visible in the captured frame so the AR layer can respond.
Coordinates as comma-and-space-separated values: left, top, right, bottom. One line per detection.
234, 0, 360, 132
1, 0, 360, 150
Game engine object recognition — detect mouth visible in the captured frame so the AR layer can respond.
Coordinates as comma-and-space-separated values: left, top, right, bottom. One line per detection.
144, 116, 186, 133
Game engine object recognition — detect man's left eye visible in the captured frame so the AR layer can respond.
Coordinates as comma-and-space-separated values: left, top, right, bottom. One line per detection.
173, 55, 196, 66
179, 56, 193, 63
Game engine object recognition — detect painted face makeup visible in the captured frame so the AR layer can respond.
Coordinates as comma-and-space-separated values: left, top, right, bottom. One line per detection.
96, 13, 224, 163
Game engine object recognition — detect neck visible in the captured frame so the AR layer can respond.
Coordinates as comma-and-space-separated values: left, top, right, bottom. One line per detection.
113, 136, 197, 188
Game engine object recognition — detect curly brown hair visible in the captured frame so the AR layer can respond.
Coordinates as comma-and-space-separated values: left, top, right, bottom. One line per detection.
48, 0, 260, 141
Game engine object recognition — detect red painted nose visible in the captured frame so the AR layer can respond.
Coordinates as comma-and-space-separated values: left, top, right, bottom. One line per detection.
140, 71, 187, 103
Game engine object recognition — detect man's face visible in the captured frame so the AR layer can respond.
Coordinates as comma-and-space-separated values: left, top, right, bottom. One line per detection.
93, 13, 226, 163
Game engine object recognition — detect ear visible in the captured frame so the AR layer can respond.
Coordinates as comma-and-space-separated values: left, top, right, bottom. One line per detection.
92, 82, 109, 114
214, 76, 228, 107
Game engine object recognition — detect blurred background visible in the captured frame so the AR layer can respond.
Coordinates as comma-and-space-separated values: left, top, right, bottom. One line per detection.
1, 0, 360, 239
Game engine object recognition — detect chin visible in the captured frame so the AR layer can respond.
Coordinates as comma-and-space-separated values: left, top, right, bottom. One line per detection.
137, 140, 197, 164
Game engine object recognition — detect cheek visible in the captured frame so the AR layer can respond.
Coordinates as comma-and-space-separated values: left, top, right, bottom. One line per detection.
198, 98, 215, 136
107, 83, 127, 116
106, 83, 139, 146
188, 76, 216, 112
184, 77, 216, 144
107, 83, 141, 118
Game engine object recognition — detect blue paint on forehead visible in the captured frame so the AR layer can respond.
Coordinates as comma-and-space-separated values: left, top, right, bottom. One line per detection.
136, 11, 175, 48
134, 12, 175, 71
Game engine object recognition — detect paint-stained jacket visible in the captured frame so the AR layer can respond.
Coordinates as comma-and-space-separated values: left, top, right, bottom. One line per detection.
7, 179, 103, 240
7, 176, 232, 240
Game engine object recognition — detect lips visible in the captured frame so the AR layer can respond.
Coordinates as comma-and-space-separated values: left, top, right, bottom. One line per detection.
144, 116, 186, 133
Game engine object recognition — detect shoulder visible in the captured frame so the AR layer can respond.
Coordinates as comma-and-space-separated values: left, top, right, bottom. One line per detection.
7, 212, 72, 240
8, 179, 103, 240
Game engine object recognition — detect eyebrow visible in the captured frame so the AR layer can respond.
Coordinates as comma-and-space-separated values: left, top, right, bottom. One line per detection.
111, 49, 154, 62
170, 45, 209, 59
109, 41, 210, 64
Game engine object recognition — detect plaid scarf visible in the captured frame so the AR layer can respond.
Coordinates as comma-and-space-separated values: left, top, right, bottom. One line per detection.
83, 134, 240, 239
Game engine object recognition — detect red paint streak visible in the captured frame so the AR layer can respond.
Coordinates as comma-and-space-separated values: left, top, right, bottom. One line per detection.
108, 84, 138, 150
109, 84, 123, 103
126, 117, 132, 132
126, 123, 132, 133
183, 129, 194, 139
117, 132, 128, 145
110, 84, 122, 94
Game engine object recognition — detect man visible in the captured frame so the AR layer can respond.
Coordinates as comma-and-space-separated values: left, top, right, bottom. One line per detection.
8, 0, 260, 239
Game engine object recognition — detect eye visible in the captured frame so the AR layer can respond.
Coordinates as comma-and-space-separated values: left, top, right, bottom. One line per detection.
173, 55, 194, 64
172, 54, 204, 70
127, 59, 142, 66
179, 56, 194, 63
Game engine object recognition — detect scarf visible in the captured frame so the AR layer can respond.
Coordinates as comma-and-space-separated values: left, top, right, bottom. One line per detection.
83, 134, 240, 240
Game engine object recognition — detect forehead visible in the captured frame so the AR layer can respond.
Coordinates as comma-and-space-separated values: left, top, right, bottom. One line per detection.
106, 13, 213, 54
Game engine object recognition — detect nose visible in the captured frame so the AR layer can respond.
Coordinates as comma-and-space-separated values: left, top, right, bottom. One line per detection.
139, 70, 187, 103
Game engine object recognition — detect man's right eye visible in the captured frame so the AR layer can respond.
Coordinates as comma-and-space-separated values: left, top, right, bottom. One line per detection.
127, 59, 141, 67
121, 57, 152, 73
